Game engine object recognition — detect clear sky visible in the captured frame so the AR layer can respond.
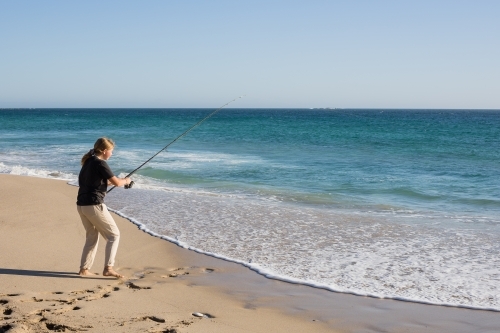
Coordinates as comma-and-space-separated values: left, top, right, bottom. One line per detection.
1, 1, 499, 108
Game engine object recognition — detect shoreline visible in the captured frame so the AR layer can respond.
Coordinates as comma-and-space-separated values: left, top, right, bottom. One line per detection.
107, 204, 500, 313
1, 174, 499, 332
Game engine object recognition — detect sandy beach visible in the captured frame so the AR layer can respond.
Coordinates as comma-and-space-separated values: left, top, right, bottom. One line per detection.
1, 174, 499, 333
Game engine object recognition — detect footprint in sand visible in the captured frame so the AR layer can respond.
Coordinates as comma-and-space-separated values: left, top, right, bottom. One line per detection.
171, 267, 185, 271
162, 273, 180, 278
126, 282, 152, 290
121, 315, 166, 325
0, 324, 13, 332
178, 319, 193, 326
161, 267, 193, 278
160, 267, 215, 279
18, 297, 44, 303
153, 329, 178, 333
44, 322, 82, 332
146, 316, 166, 323
1, 288, 118, 333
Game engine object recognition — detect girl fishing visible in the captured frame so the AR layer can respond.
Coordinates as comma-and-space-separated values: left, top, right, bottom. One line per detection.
75, 98, 242, 278
76, 137, 131, 278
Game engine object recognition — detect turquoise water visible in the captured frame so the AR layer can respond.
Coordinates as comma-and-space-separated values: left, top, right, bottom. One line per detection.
2, 109, 499, 215
1, 108, 500, 309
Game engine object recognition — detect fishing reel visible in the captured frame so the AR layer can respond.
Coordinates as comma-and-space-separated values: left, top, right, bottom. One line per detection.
125, 181, 135, 189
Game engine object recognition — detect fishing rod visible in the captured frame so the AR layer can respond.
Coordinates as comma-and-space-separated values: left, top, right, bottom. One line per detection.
107, 96, 245, 193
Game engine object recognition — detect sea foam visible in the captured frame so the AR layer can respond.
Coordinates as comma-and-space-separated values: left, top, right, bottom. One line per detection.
0, 162, 76, 180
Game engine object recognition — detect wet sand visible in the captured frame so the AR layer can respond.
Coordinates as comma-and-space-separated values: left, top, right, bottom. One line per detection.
0, 174, 498, 332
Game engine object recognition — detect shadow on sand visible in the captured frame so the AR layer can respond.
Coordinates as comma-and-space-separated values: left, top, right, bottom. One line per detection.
0, 268, 106, 280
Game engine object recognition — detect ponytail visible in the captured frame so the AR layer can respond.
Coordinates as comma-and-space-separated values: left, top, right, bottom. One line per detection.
81, 138, 115, 165
81, 149, 94, 165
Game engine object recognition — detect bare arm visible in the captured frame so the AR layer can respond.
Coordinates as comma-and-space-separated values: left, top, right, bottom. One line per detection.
107, 176, 131, 187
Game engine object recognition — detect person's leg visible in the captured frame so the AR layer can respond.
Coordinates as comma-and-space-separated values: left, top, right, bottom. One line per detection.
77, 205, 100, 275
86, 204, 123, 278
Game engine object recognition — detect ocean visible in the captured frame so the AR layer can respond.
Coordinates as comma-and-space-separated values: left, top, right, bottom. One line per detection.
1, 108, 499, 310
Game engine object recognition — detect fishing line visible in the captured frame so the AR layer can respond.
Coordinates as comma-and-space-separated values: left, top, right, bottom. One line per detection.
107, 96, 245, 193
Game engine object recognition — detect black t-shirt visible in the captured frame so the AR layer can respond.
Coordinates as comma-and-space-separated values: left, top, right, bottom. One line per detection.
77, 155, 115, 205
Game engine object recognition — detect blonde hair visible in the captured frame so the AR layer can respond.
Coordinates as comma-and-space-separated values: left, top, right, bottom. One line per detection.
81, 137, 115, 165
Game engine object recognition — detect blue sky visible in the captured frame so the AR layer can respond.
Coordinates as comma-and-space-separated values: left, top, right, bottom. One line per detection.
1, 1, 499, 108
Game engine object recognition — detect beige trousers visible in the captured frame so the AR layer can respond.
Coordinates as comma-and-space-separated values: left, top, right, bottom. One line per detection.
77, 204, 120, 269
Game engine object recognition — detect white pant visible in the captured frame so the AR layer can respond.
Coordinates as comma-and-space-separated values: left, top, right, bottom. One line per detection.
77, 204, 120, 269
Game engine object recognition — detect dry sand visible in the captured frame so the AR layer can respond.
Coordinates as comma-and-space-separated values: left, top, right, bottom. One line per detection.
0, 174, 499, 333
